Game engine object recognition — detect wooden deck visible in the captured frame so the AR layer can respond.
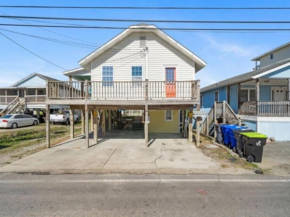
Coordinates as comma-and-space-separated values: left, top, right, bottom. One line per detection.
239, 101, 290, 117
46, 80, 200, 109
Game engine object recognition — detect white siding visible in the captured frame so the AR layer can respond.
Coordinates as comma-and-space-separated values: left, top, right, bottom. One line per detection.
91, 32, 195, 82
15, 75, 46, 87
260, 45, 290, 68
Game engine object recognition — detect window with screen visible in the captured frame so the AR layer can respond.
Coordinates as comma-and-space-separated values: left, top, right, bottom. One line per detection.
132, 66, 142, 86
249, 90, 256, 101
27, 89, 36, 95
102, 66, 113, 86
240, 90, 248, 103
37, 89, 46, 95
165, 110, 173, 121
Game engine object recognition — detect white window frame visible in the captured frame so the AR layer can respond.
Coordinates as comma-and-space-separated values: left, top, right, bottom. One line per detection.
131, 66, 143, 86
241, 88, 256, 102
102, 66, 114, 87
165, 110, 173, 121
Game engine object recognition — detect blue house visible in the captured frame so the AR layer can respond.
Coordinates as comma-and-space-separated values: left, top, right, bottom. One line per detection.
201, 42, 290, 141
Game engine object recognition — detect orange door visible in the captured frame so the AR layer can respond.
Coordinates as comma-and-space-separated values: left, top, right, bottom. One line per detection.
165, 68, 176, 98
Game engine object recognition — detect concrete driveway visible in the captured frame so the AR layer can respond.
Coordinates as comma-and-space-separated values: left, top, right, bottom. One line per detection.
259, 142, 290, 176
0, 130, 251, 175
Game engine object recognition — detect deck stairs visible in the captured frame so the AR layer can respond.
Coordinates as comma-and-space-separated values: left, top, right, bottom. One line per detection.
200, 101, 244, 138
0, 97, 27, 117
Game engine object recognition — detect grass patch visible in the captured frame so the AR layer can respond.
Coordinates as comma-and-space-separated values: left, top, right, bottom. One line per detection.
0, 124, 82, 154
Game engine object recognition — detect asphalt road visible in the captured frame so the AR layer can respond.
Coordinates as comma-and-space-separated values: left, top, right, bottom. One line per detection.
0, 173, 290, 217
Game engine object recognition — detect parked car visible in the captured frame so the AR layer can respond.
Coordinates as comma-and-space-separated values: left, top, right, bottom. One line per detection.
50, 110, 79, 125
0, 114, 39, 129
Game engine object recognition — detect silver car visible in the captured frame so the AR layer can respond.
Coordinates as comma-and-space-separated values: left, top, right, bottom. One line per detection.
0, 114, 39, 129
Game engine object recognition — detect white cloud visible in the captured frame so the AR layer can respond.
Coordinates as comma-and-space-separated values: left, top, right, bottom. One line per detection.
198, 34, 251, 58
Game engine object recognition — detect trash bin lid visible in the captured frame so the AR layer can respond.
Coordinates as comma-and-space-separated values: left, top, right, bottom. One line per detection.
240, 132, 267, 139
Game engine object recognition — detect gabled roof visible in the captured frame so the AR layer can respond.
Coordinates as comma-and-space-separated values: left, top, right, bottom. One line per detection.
201, 58, 290, 93
78, 24, 206, 72
10, 73, 59, 87
252, 41, 290, 61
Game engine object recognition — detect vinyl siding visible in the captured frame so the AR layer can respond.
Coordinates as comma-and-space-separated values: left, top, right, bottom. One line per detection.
242, 120, 257, 131
149, 110, 179, 133
229, 84, 238, 113
202, 86, 227, 110
260, 45, 290, 68
91, 32, 195, 82
14, 75, 46, 87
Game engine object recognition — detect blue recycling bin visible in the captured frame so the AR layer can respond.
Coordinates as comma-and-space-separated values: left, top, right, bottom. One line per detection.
220, 125, 237, 145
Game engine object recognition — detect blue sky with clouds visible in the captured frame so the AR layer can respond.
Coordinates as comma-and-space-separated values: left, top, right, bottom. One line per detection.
1, 0, 290, 87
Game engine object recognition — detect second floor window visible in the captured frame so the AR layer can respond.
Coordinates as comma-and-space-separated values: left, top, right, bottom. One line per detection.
132, 66, 142, 86
102, 66, 113, 86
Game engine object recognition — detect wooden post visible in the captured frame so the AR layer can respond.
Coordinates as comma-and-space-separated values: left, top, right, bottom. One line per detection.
182, 110, 185, 137
196, 80, 200, 110
70, 108, 74, 139
85, 80, 88, 99
287, 78, 290, 101
145, 79, 149, 100
46, 104, 50, 148
69, 76, 72, 98
108, 110, 112, 132
188, 123, 193, 142
222, 101, 226, 123
81, 108, 85, 135
90, 110, 94, 132
213, 101, 217, 139
196, 116, 202, 148
85, 104, 89, 148
205, 113, 209, 136
93, 110, 98, 144
102, 110, 106, 137
256, 79, 260, 115
144, 105, 149, 148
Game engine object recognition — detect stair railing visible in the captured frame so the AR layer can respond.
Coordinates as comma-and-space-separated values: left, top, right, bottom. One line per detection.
0, 96, 19, 116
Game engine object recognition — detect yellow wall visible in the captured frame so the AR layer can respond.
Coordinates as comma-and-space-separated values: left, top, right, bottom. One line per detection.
148, 110, 180, 133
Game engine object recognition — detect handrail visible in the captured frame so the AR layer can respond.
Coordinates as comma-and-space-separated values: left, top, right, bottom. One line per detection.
0, 96, 19, 116
47, 80, 200, 101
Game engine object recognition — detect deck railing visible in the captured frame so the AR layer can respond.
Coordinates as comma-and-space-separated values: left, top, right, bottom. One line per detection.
239, 101, 290, 117
47, 80, 200, 101
0, 96, 18, 105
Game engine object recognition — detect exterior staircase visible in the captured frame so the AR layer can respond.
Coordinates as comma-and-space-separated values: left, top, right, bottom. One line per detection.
0, 97, 27, 117
200, 101, 244, 138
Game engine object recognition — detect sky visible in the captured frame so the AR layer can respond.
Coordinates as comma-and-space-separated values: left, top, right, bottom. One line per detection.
1, 0, 290, 87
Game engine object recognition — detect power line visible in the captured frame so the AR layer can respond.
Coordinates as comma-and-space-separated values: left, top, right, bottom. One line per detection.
0, 31, 67, 70
0, 6, 290, 10
2, 15, 290, 24
1, 23, 290, 32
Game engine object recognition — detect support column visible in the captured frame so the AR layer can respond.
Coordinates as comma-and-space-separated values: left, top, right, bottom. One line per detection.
46, 104, 50, 148
213, 101, 217, 139
90, 110, 94, 132
108, 110, 112, 132
188, 123, 193, 143
70, 108, 74, 139
93, 110, 98, 144
102, 110, 106, 137
222, 101, 226, 124
196, 116, 202, 148
85, 104, 89, 148
182, 110, 185, 137
144, 105, 148, 148
287, 78, 290, 101
256, 79, 260, 115
81, 108, 85, 135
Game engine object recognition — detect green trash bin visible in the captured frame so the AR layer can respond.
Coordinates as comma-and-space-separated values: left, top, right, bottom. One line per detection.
240, 132, 267, 163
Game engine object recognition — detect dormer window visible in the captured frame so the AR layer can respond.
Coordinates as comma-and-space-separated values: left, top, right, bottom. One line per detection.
140, 37, 146, 48
270, 54, 273, 59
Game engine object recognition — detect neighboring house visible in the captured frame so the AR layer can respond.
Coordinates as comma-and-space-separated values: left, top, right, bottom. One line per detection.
0, 73, 66, 114
46, 24, 206, 147
201, 42, 290, 141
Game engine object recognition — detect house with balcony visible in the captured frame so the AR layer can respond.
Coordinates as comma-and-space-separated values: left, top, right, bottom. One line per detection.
0, 73, 66, 116
201, 42, 290, 141
46, 24, 206, 148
